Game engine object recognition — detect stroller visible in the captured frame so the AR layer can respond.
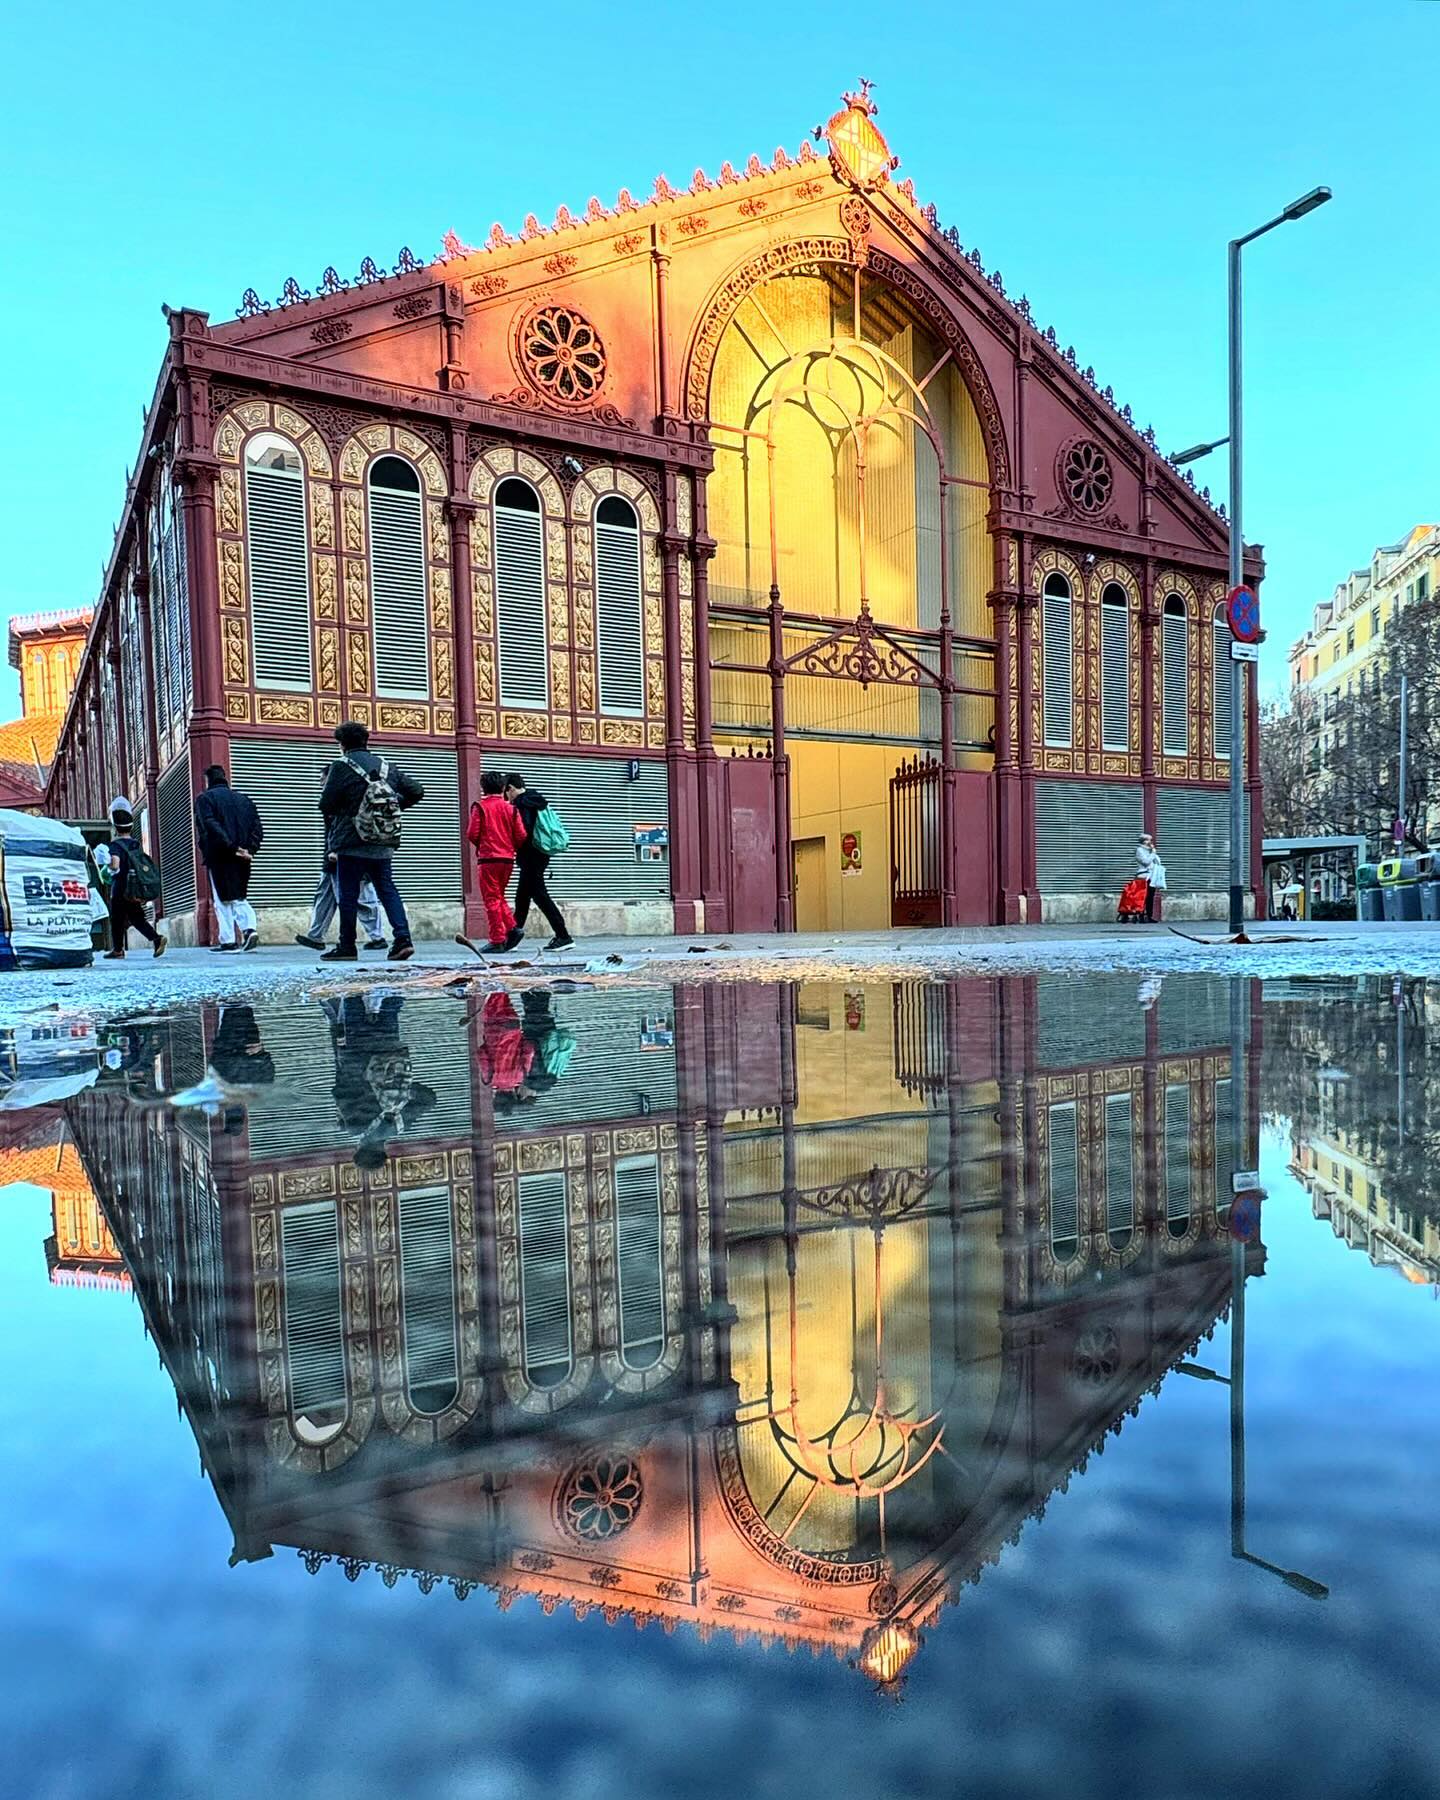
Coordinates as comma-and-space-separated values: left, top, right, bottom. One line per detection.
1117, 877, 1149, 924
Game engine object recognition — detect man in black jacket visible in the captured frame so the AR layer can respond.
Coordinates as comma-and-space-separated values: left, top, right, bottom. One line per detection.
503, 772, 573, 950
194, 766, 264, 951
317, 720, 423, 962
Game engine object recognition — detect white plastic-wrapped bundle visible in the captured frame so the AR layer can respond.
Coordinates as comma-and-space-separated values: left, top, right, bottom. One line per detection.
0, 810, 96, 969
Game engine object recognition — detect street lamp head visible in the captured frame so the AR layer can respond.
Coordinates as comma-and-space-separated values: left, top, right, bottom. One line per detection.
1282, 186, 1332, 222
1281, 1569, 1331, 1601
1172, 439, 1227, 467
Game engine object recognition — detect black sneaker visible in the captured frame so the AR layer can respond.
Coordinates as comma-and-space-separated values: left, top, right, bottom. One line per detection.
319, 947, 358, 962
387, 942, 415, 962
546, 934, 575, 951
241, 929, 260, 952
295, 933, 325, 950
210, 943, 239, 953
365, 939, 389, 951
503, 927, 525, 952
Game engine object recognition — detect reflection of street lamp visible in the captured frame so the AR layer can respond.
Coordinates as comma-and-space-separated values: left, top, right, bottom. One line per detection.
1176, 1236, 1330, 1600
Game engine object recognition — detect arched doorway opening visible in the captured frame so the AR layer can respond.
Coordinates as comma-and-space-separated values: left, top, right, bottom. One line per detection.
704, 262, 998, 927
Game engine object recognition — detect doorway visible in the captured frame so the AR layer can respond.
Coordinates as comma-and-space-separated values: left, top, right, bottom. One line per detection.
793, 837, 829, 933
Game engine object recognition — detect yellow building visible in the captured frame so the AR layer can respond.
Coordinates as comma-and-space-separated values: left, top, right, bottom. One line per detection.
1290, 1133, 1440, 1292
0, 606, 93, 804
1287, 523, 1439, 792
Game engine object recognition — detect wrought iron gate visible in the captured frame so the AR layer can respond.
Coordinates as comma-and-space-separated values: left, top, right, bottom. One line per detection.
890, 755, 943, 927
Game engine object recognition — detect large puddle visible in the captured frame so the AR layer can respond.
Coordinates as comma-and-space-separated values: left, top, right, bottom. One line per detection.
2, 974, 1437, 1799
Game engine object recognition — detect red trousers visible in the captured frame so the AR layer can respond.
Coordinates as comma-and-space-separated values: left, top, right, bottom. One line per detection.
477, 858, 516, 946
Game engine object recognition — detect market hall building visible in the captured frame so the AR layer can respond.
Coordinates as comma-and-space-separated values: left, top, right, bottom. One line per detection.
46, 86, 1262, 942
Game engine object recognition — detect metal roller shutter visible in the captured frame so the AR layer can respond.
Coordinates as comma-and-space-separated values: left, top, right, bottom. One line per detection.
1157, 973, 1230, 1053
516, 988, 677, 1129
493, 754, 670, 903
1214, 1076, 1234, 1219
156, 759, 196, 913
1155, 788, 1249, 890
1035, 972, 1146, 1068
1212, 611, 1234, 758
1034, 780, 1143, 896
227, 739, 461, 906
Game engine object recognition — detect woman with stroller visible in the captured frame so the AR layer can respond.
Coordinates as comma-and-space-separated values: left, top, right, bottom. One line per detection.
1135, 833, 1167, 922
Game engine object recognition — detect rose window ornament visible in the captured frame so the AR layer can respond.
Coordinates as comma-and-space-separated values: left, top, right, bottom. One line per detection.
1061, 439, 1114, 515
517, 304, 607, 406
558, 1455, 643, 1541
1070, 1326, 1121, 1386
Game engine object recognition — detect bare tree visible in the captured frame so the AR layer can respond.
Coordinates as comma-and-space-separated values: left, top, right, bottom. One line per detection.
1323, 594, 1440, 849
1259, 690, 1322, 838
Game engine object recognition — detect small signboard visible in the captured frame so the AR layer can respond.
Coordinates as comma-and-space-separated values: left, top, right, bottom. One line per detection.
640, 1012, 674, 1050
1230, 641, 1259, 664
1231, 1170, 1264, 1195
633, 823, 669, 864
1226, 584, 1261, 643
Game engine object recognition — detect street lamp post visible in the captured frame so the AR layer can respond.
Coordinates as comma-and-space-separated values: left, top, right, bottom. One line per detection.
1176, 187, 1332, 935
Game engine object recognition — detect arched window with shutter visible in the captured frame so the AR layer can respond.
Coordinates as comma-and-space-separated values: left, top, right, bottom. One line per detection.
494, 477, 548, 708
367, 455, 430, 700
1100, 582, 1130, 751
1104, 1092, 1135, 1251
1212, 603, 1233, 759
1042, 572, 1074, 748
1164, 1083, 1192, 1238
518, 1170, 571, 1388
615, 1156, 664, 1370
1162, 594, 1189, 756
244, 432, 313, 690
595, 495, 644, 715
281, 1201, 347, 1443
1049, 1101, 1080, 1263
398, 1185, 459, 1416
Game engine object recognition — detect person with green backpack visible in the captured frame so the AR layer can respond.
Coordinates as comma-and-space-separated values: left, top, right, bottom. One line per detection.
504, 772, 574, 951
102, 804, 166, 959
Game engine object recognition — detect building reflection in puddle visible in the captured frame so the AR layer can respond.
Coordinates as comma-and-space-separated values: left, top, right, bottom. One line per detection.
11, 974, 1260, 1688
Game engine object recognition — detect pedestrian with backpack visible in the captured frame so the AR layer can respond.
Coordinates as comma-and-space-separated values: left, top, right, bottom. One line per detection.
465, 771, 527, 951
102, 803, 166, 959
317, 720, 424, 962
504, 772, 574, 950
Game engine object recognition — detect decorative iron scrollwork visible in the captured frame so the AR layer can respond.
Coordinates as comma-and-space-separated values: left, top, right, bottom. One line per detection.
783, 607, 939, 692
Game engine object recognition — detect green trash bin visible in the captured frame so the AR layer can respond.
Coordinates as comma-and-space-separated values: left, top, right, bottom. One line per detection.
1420, 882, 1440, 923
1360, 887, 1386, 923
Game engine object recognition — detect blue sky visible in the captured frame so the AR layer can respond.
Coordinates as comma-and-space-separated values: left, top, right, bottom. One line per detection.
2, 0, 1436, 715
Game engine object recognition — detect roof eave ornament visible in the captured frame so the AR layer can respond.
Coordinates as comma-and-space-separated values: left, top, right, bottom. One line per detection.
818, 79, 899, 194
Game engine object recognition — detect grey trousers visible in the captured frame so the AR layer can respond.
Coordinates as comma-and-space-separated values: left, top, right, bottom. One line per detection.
308, 869, 383, 942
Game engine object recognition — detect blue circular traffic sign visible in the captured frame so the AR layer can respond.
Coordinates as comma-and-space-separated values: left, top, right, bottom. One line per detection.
1227, 584, 1260, 643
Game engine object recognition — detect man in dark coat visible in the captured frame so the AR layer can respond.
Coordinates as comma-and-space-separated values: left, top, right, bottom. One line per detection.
194, 766, 264, 951
317, 720, 423, 962
503, 772, 573, 950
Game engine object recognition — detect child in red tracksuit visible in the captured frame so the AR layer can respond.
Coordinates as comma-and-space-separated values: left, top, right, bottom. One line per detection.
465, 770, 527, 950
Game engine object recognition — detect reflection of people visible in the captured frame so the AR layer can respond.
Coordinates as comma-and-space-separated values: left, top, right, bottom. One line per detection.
1137, 976, 1163, 1012
208, 1005, 276, 1088
326, 993, 435, 1167
479, 991, 536, 1111
521, 990, 577, 1093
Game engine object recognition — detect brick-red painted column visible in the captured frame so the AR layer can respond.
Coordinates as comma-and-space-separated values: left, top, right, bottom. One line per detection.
662, 470, 700, 934
445, 447, 485, 937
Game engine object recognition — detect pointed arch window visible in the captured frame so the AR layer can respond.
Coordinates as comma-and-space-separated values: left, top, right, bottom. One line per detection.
494, 477, 548, 709
1100, 582, 1130, 751
1104, 1092, 1135, 1250
1164, 1083, 1192, 1237
1162, 594, 1189, 756
1212, 603, 1233, 759
245, 432, 313, 690
595, 495, 644, 716
368, 455, 430, 700
1042, 572, 1074, 748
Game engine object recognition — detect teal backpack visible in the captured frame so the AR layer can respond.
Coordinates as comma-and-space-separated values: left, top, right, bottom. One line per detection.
532, 806, 570, 856
538, 1025, 577, 1079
